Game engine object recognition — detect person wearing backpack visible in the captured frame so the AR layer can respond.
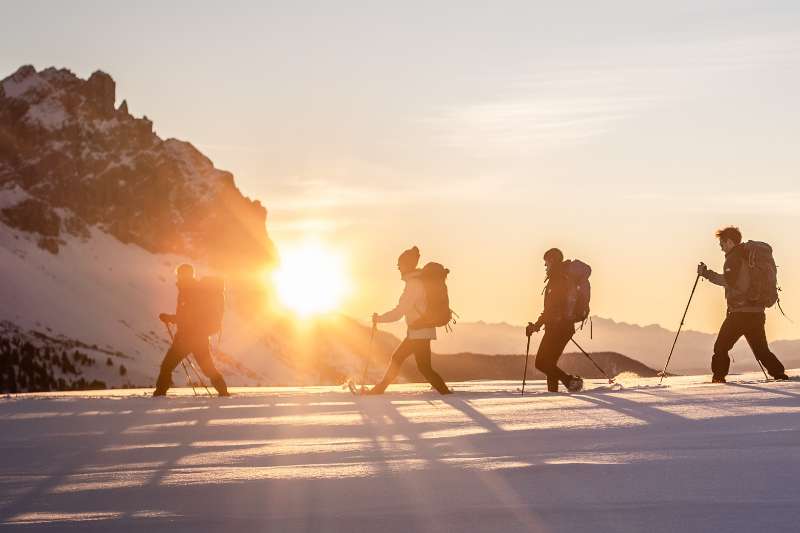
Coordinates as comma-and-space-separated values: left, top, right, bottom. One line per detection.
153, 263, 230, 396
525, 248, 586, 393
697, 226, 789, 383
367, 246, 452, 395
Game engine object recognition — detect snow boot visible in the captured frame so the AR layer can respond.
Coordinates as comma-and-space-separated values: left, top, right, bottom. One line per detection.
566, 376, 584, 393
211, 376, 230, 397
711, 375, 727, 384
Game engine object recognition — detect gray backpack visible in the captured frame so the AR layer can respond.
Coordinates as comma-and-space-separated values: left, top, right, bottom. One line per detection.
743, 241, 779, 308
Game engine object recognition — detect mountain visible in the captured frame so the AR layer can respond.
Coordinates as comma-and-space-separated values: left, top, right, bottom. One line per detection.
424, 317, 800, 375
0, 65, 359, 391
0, 65, 274, 271
412, 351, 660, 382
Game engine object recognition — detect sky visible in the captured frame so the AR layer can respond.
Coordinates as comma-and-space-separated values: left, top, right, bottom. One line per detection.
3, 1, 800, 339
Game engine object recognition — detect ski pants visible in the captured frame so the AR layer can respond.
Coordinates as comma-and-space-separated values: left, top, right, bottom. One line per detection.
535, 321, 575, 392
712, 311, 785, 379
371, 338, 450, 394
155, 331, 228, 395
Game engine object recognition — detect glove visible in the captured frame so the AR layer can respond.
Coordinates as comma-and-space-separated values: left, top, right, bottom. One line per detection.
525, 322, 540, 337
697, 262, 708, 278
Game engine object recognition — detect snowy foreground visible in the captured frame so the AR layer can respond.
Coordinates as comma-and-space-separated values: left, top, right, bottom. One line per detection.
1, 372, 799, 532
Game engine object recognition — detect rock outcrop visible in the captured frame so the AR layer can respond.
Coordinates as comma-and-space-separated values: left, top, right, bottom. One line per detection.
0, 65, 275, 270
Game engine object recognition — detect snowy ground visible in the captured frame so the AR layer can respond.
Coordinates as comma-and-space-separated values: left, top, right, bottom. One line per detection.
1, 371, 799, 532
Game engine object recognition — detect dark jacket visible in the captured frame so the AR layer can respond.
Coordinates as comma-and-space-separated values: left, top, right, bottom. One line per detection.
174, 282, 204, 334
535, 263, 571, 328
705, 244, 763, 313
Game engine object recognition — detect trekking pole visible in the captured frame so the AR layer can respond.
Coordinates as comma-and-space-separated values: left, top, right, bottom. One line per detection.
659, 273, 701, 384
754, 357, 770, 381
570, 338, 614, 384
164, 323, 198, 397
186, 356, 213, 398
180, 360, 199, 396
521, 332, 532, 396
359, 323, 377, 393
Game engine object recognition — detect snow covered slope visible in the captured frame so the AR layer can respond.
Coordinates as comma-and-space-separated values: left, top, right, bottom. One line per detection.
0, 217, 299, 388
1, 371, 798, 532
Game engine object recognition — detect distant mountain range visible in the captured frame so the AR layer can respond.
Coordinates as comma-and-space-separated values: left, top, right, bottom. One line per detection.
417, 317, 800, 375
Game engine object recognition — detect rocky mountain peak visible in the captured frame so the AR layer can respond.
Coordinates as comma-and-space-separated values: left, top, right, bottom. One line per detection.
0, 65, 275, 272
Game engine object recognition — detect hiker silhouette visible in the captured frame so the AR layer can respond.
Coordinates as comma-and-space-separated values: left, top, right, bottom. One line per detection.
698, 226, 788, 383
153, 264, 230, 397
366, 246, 452, 395
527, 248, 586, 393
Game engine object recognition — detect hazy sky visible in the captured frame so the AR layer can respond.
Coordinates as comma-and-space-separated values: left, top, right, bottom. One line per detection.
3, 1, 800, 339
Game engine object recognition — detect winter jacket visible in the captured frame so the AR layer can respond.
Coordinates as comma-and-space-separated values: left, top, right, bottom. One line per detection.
534, 263, 571, 329
170, 281, 205, 334
704, 244, 764, 313
375, 270, 437, 340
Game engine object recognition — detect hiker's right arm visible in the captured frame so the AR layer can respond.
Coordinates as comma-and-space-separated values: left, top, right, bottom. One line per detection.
703, 270, 726, 286
375, 285, 412, 323
698, 262, 725, 286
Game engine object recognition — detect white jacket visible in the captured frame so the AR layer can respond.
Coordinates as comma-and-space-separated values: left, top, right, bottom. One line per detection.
375, 270, 437, 340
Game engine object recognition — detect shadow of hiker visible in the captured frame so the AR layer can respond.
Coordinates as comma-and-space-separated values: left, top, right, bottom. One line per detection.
724, 381, 800, 400
441, 396, 503, 434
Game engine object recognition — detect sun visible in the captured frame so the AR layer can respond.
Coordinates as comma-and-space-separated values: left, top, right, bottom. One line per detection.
271, 242, 350, 317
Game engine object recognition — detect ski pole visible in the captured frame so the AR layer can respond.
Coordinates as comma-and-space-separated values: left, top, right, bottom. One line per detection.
185, 355, 213, 397
359, 323, 377, 393
570, 337, 614, 384
521, 331, 532, 396
659, 273, 701, 384
180, 360, 198, 396
754, 357, 770, 381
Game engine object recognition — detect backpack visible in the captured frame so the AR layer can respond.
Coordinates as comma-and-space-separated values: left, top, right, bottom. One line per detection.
743, 241, 779, 308
563, 259, 592, 324
191, 276, 225, 336
411, 262, 454, 329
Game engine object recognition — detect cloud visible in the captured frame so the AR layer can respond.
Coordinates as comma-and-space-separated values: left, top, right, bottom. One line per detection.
429, 32, 800, 154
622, 191, 800, 216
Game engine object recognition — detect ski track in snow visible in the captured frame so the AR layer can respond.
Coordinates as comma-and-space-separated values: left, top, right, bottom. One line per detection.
0, 372, 799, 532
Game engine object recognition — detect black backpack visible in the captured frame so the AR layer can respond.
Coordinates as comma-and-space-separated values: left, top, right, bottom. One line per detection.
191, 276, 225, 336
411, 262, 454, 329
743, 241, 779, 308
563, 259, 592, 324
